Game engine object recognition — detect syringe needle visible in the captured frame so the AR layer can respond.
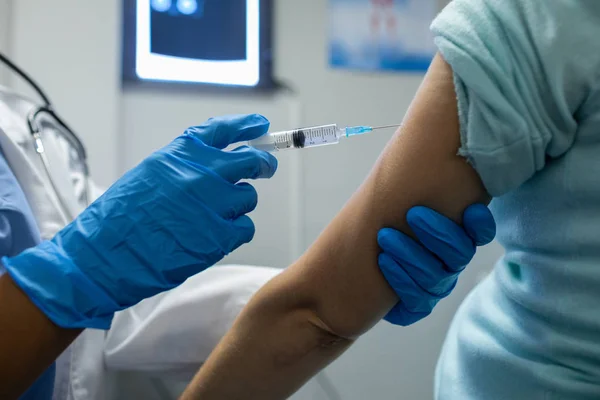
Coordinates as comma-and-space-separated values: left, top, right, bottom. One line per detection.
371, 124, 402, 131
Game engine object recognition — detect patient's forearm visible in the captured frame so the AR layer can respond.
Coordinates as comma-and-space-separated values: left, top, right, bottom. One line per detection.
180, 280, 353, 399
181, 54, 489, 399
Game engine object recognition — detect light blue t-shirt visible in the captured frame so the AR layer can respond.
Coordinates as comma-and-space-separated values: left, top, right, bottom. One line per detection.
0, 150, 55, 399
431, 0, 600, 398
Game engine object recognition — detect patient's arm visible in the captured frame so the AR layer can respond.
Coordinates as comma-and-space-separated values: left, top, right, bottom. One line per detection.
180, 54, 489, 400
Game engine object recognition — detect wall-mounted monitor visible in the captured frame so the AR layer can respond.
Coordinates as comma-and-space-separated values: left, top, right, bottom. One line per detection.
122, 0, 274, 89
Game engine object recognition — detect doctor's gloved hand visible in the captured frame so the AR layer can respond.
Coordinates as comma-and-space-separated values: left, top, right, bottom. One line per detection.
2, 114, 277, 329
378, 204, 496, 326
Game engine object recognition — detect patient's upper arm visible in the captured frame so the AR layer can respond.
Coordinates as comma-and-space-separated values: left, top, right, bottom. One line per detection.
274, 53, 489, 339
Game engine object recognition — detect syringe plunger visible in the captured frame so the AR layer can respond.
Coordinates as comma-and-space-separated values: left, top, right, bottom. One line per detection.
248, 124, 341, 152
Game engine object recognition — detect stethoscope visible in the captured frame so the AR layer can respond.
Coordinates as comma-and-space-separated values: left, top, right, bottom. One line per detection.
0, 52, 90, 220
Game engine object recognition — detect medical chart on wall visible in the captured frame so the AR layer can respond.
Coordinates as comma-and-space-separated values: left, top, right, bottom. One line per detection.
329, 0, 438, 72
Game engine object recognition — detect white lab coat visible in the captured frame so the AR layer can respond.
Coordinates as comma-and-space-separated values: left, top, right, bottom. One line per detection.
0, 86, 281, 399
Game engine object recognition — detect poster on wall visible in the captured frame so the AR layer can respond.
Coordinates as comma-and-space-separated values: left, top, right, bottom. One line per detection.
329, 0, 438, 72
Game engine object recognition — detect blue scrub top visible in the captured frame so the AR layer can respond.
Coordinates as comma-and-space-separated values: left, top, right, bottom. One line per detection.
0, 150, 55, 399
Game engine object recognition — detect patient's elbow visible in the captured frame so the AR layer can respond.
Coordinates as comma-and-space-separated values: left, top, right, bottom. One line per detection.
305, 308, 363, 344
254, 307, 353, 368
303, 310, 354, 361
307, 299, 389, 341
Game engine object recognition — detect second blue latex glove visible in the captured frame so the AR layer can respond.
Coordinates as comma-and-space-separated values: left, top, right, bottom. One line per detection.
3, 114, 277, 329
378, 204, 496, 326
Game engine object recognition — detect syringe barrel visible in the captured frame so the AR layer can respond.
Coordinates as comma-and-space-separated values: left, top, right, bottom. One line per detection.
248, 124, 341, 152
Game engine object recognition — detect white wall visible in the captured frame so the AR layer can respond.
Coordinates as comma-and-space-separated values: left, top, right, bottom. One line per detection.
4, 1, 504, 399
5, 0, 121, 187
0, 0, 14, 86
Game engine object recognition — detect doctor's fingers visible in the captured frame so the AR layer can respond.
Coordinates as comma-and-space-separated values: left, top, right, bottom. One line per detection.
378, 252, 456, 305
379, 253, 452, 326
462, 203, 496, 246
186, 114, 271, 150
186, 144, 278, 184
384, 301, 434, 327
223, 145, 278, 182
214, 182, 260, 220
229, 215, 256, 248
378, 228, 459, 297
406, 206, 475, 272
181, 169, 259, 219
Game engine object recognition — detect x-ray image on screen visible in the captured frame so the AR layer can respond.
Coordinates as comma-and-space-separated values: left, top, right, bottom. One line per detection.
150, 0, 247, 61
151, 0, 202, 15
123, 0, 273, 88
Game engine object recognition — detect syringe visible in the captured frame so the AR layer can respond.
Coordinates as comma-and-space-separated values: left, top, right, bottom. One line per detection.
248, 123, 401, 152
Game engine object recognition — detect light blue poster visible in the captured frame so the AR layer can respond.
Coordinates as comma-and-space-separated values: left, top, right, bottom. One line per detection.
329, 0, 438, 72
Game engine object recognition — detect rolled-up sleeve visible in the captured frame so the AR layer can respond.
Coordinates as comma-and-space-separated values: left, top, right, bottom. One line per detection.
431, 0, 600, 196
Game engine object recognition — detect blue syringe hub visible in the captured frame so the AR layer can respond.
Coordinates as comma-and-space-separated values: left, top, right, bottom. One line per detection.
344, 126, 373, 137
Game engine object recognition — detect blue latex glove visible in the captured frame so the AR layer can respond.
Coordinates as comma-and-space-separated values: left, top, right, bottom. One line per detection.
2, 114, 277, 329
378, 204, 496, 326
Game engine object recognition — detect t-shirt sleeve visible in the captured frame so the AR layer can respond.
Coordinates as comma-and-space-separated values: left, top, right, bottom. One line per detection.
431, 0, 600, 196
